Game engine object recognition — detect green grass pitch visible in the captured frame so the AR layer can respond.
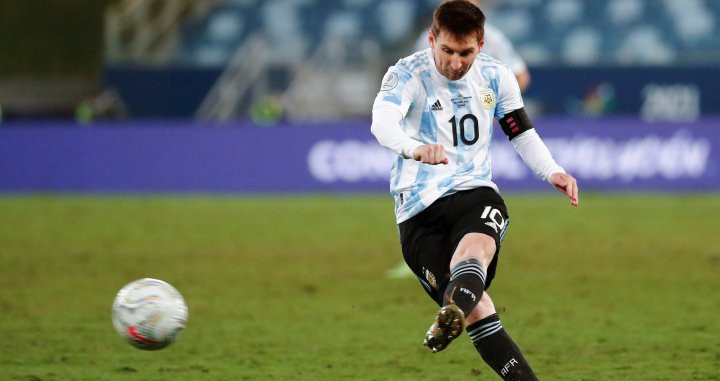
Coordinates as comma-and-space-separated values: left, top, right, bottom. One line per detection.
0, 194, 718, 380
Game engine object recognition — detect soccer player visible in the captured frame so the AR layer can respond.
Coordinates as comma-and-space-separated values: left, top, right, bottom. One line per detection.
414, 0, 531, 92
370, 1, 578, 380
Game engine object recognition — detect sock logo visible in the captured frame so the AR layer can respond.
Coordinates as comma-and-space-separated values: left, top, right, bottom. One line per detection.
458, 287, 477, 302
501, 358, 519, 376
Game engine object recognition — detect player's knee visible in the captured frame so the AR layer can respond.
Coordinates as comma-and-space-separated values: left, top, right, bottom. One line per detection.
453, 233, 496, 268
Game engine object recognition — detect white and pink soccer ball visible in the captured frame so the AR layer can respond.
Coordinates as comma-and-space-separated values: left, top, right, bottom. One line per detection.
112, 278, 188, 350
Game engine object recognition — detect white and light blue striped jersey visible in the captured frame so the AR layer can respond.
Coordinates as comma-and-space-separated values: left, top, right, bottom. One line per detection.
372, 49, 523, 224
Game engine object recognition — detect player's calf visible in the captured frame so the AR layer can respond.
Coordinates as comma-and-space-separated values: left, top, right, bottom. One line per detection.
443, 257, 486, 316
467, 313, 538, 380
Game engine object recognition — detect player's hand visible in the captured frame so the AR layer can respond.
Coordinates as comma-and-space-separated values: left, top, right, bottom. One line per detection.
412, 144, 449, 165
549, 172, 579, 207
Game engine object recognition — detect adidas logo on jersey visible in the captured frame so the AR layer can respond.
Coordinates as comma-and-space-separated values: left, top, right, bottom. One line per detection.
431, 100, 443, 111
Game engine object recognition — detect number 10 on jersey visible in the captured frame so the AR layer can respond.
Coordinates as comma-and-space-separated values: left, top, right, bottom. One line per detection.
449, 114, 479, 147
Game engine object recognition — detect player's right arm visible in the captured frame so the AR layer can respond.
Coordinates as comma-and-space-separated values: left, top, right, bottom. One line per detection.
371, 68, 449, 165
371, 106, 448, 164
411, 144, 449, 165
371, 104, 423, 160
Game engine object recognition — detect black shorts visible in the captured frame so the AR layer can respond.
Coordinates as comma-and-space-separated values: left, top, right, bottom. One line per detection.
398, 187, 509, 306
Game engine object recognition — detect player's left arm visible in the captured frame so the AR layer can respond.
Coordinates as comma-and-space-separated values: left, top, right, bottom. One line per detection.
499, 108, 579, 207
494, 68, 578, 206
549, 171, 579, 207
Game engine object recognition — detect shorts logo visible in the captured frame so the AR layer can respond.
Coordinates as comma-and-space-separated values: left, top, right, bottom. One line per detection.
481, 206, 505, 233
381, 72, 399, 91
424, 269, 438, 289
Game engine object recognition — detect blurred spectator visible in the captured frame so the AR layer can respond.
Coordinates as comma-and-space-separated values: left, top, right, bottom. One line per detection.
75, 89, 128, 125
249, 93, 286, 126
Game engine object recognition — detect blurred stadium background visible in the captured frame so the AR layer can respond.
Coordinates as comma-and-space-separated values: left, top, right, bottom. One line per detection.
1, 1, 719, 380
0, 0, 718, 192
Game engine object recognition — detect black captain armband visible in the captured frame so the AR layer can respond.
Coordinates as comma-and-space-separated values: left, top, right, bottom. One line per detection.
499, 108, 533, 141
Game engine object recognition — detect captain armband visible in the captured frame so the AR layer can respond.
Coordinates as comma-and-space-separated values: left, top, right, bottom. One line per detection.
499, 108, 533, 141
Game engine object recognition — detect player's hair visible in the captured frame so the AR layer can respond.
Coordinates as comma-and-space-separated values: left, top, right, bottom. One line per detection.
432, 0, 485, 42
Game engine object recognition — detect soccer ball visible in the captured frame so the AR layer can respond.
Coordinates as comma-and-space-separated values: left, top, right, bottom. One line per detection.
112, 278, 188, 350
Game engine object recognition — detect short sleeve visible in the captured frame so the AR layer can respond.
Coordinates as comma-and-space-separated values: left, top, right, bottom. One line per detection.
373, 66, 418, 117
494, 65, 524, 120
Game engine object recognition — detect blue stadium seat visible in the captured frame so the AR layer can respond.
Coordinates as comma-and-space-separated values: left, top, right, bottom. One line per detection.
171, 0, 720, 67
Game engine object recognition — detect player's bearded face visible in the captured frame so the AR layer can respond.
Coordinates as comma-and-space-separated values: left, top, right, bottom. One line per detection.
430, 30, 482, 80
